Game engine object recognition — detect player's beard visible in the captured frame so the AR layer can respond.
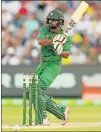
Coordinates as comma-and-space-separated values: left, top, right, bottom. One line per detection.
50, 23, 60, 30
50, 25, 57, 29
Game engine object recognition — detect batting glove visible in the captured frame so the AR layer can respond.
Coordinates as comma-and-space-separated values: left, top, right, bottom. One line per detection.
53, 33, 68, 44
53, 41, 63, 55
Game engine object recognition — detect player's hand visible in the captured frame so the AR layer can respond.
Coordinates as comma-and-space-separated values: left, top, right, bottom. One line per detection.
53, 41, 63, 55
53, 33, 68, 44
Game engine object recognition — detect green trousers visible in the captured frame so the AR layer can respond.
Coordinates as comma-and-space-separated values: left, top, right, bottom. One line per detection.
27, 62, 66, 124
36, 62, 66, 116
36, 62, 61, 89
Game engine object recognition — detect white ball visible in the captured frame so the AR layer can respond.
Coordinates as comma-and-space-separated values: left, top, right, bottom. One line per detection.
13, 125, 20, 131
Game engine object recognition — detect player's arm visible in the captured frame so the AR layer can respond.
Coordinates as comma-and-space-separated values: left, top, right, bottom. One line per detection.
37, 27, 53, 46
38, 39, 52, 46
60, 51, 70, 59
39, 33, 67, 46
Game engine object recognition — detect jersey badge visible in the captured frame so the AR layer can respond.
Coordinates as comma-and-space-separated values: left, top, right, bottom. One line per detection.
46, 34, 49, 39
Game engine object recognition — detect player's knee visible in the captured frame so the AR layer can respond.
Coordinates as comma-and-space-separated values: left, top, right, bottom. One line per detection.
38, 77, 52, 89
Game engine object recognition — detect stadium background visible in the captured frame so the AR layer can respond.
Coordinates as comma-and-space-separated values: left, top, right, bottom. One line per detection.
2, 0, 101, 131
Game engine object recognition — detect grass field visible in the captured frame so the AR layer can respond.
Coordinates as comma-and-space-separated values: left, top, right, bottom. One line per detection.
2, 99, 101, 131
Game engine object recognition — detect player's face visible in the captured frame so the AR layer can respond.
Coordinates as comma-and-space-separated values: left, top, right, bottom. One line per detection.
49, 19, 60, 31
50, 19, 58, 25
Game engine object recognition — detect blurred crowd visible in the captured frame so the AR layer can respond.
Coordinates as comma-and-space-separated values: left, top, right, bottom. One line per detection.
2, 1, 101, 65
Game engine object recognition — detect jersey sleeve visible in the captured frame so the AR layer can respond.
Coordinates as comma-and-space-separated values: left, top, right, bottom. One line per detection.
63, 36, 72, 53
37, 27, 46, 40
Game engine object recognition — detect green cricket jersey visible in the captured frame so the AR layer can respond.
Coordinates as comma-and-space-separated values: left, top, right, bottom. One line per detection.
37, 25, 72, 62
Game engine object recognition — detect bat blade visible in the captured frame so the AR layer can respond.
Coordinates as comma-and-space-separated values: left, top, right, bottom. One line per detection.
65, 1, 89, 33
71, 1, 89, 23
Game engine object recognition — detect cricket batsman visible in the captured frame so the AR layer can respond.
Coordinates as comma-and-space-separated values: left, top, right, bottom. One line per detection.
26, 9, 72, 126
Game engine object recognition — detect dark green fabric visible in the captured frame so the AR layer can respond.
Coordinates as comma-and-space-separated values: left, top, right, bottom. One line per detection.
37, 25, 72, 62
43, 93, 66, 120
26, 62, 67, 124
35, 62, 61, 89
46, 9, 64, 20
34, 62, 66, 121
30, 24, 72, 124
26, 90, 66, 121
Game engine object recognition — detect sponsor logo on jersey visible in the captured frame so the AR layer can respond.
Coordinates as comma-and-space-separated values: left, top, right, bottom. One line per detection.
46, 34, 49, 38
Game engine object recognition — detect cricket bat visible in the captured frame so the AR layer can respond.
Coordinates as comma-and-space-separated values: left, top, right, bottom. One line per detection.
64, 1, 89, 33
